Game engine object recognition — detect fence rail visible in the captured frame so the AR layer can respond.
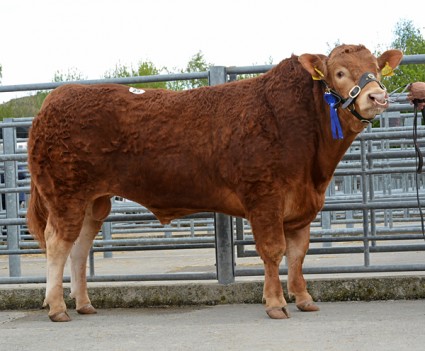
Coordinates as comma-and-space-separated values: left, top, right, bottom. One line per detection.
1, 55, 425, 285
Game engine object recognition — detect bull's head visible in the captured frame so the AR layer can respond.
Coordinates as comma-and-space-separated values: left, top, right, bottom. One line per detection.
299, 44, 403, 124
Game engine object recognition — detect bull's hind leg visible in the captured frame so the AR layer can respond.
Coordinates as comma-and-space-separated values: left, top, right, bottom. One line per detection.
286, 226, 319, 312
70, 196, 111, 315
249, 207, 289, 319
43, 212, 85, 322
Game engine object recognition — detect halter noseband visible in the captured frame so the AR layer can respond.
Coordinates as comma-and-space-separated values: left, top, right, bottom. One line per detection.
322, 72, 386, 124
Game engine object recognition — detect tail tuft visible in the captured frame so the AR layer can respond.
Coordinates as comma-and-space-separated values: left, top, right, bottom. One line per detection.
26, 180, 48, 249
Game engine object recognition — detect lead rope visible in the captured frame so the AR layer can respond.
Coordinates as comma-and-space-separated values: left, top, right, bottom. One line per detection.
389, 85, 425, 238
412, 102, 425, 238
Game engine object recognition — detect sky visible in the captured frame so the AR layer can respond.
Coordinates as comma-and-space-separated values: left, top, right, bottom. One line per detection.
1, 0, 424, 102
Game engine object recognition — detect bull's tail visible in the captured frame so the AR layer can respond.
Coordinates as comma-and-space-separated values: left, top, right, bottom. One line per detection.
26, 180, 48, 249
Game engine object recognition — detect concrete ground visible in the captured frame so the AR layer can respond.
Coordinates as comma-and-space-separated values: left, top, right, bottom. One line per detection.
1, 301, 425, 351
1, 246, 425, 350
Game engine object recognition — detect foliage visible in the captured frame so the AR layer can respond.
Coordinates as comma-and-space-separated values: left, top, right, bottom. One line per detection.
382, 19, 425, 93
104, 60, 167, 89
234, 56, 275, 81
166, 51, 211, 91
0, 91, 48, 120
53, 67, 87, 82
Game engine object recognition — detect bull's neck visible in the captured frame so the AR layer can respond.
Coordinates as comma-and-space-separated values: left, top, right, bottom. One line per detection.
313, 105, 366, 192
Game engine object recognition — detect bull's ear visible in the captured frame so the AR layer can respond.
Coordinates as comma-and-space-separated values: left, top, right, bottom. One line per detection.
298, 54, 328, 80
377, 50, 403, 77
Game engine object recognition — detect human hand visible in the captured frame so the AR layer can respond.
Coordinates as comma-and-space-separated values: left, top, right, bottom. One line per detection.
408, 82, 425, 110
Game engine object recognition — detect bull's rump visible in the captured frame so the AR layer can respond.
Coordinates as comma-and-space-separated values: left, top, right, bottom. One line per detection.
28, 83, 251, 221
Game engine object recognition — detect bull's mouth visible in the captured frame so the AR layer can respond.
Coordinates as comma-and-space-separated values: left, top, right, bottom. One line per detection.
357, 92, 389, 120
354, 103, 388, 122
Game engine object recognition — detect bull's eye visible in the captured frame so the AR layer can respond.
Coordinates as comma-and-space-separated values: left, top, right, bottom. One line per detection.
336, 71, 345, 79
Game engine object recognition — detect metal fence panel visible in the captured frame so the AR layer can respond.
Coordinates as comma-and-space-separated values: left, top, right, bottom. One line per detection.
1, 56, 425, 284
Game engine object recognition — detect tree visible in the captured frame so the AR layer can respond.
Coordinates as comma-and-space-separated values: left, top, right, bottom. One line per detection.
382, 20, 425, 93
104, 60, 166, 89
166, 51, 212, 91
0, 91, 48, 120
53, 67, 87, 82
234, 56, 275, 82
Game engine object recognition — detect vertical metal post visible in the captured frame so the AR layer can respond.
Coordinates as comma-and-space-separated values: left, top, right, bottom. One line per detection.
368, 136, 376, 247
360, 138, 370, 267
344, 176, 354, 228
208, 66, 227, 86
321, 186, 332, 248
190, 219, 195, 237
3, 119, 21, 277
101, 222, 113, 258
164, 224, 173, 238
209, 66, 235, 284
214, 214, 234, 284
89, 248, 95, 277
235, 217, 244, 257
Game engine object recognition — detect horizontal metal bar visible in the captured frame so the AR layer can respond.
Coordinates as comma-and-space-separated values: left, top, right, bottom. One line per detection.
2, 262, 425, 285
0, 154, 28, 162
235, 264, 425, 276
0, 186, 30, 194
0, 72, 209, 93
7, 240, 425, 257
334, 168, 418, 176
0, 249, 44, 255
91, 243, 215, 252
322, 200, 425, 211
385, 103, 414, 112
104, 212, 214, 222
0, 272, 217, 284
236, 233, 425, 245
0, 218, 26, 225
400, 54, 425, 64
93, 237, 215, 246
0, 121, 33, 128
236, 243, 425, 257
307, 244, 425, 255
357, 129, 425, 141
0, 54, 420, 94
226, 65, 273, 75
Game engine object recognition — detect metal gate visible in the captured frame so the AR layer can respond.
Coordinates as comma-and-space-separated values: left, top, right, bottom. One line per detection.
1, 55, 425, 285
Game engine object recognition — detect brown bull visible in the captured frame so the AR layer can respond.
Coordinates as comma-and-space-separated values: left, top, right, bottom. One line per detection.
26, 44, 403, 322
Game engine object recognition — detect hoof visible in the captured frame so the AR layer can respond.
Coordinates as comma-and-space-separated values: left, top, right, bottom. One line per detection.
49, 311, 71, 322
266, 306, 291, 319
296, 300, 320, 312
77, 304, 97, 315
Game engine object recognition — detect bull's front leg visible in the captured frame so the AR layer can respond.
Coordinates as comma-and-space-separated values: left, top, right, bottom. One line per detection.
249, 208, 290, 319
286, 225, 319, 312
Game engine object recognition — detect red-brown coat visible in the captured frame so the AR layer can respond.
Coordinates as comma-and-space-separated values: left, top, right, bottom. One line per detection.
26, 44, 403, 321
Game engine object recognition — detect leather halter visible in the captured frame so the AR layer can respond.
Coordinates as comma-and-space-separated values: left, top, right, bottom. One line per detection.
321, 72, 386, 124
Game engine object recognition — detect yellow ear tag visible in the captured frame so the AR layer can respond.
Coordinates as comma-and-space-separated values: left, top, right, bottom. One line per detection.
381, 62, 394, 77
312, 67, 325, 80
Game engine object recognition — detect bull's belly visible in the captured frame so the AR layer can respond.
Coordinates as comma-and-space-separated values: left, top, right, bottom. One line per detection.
114, 184, 247, 225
